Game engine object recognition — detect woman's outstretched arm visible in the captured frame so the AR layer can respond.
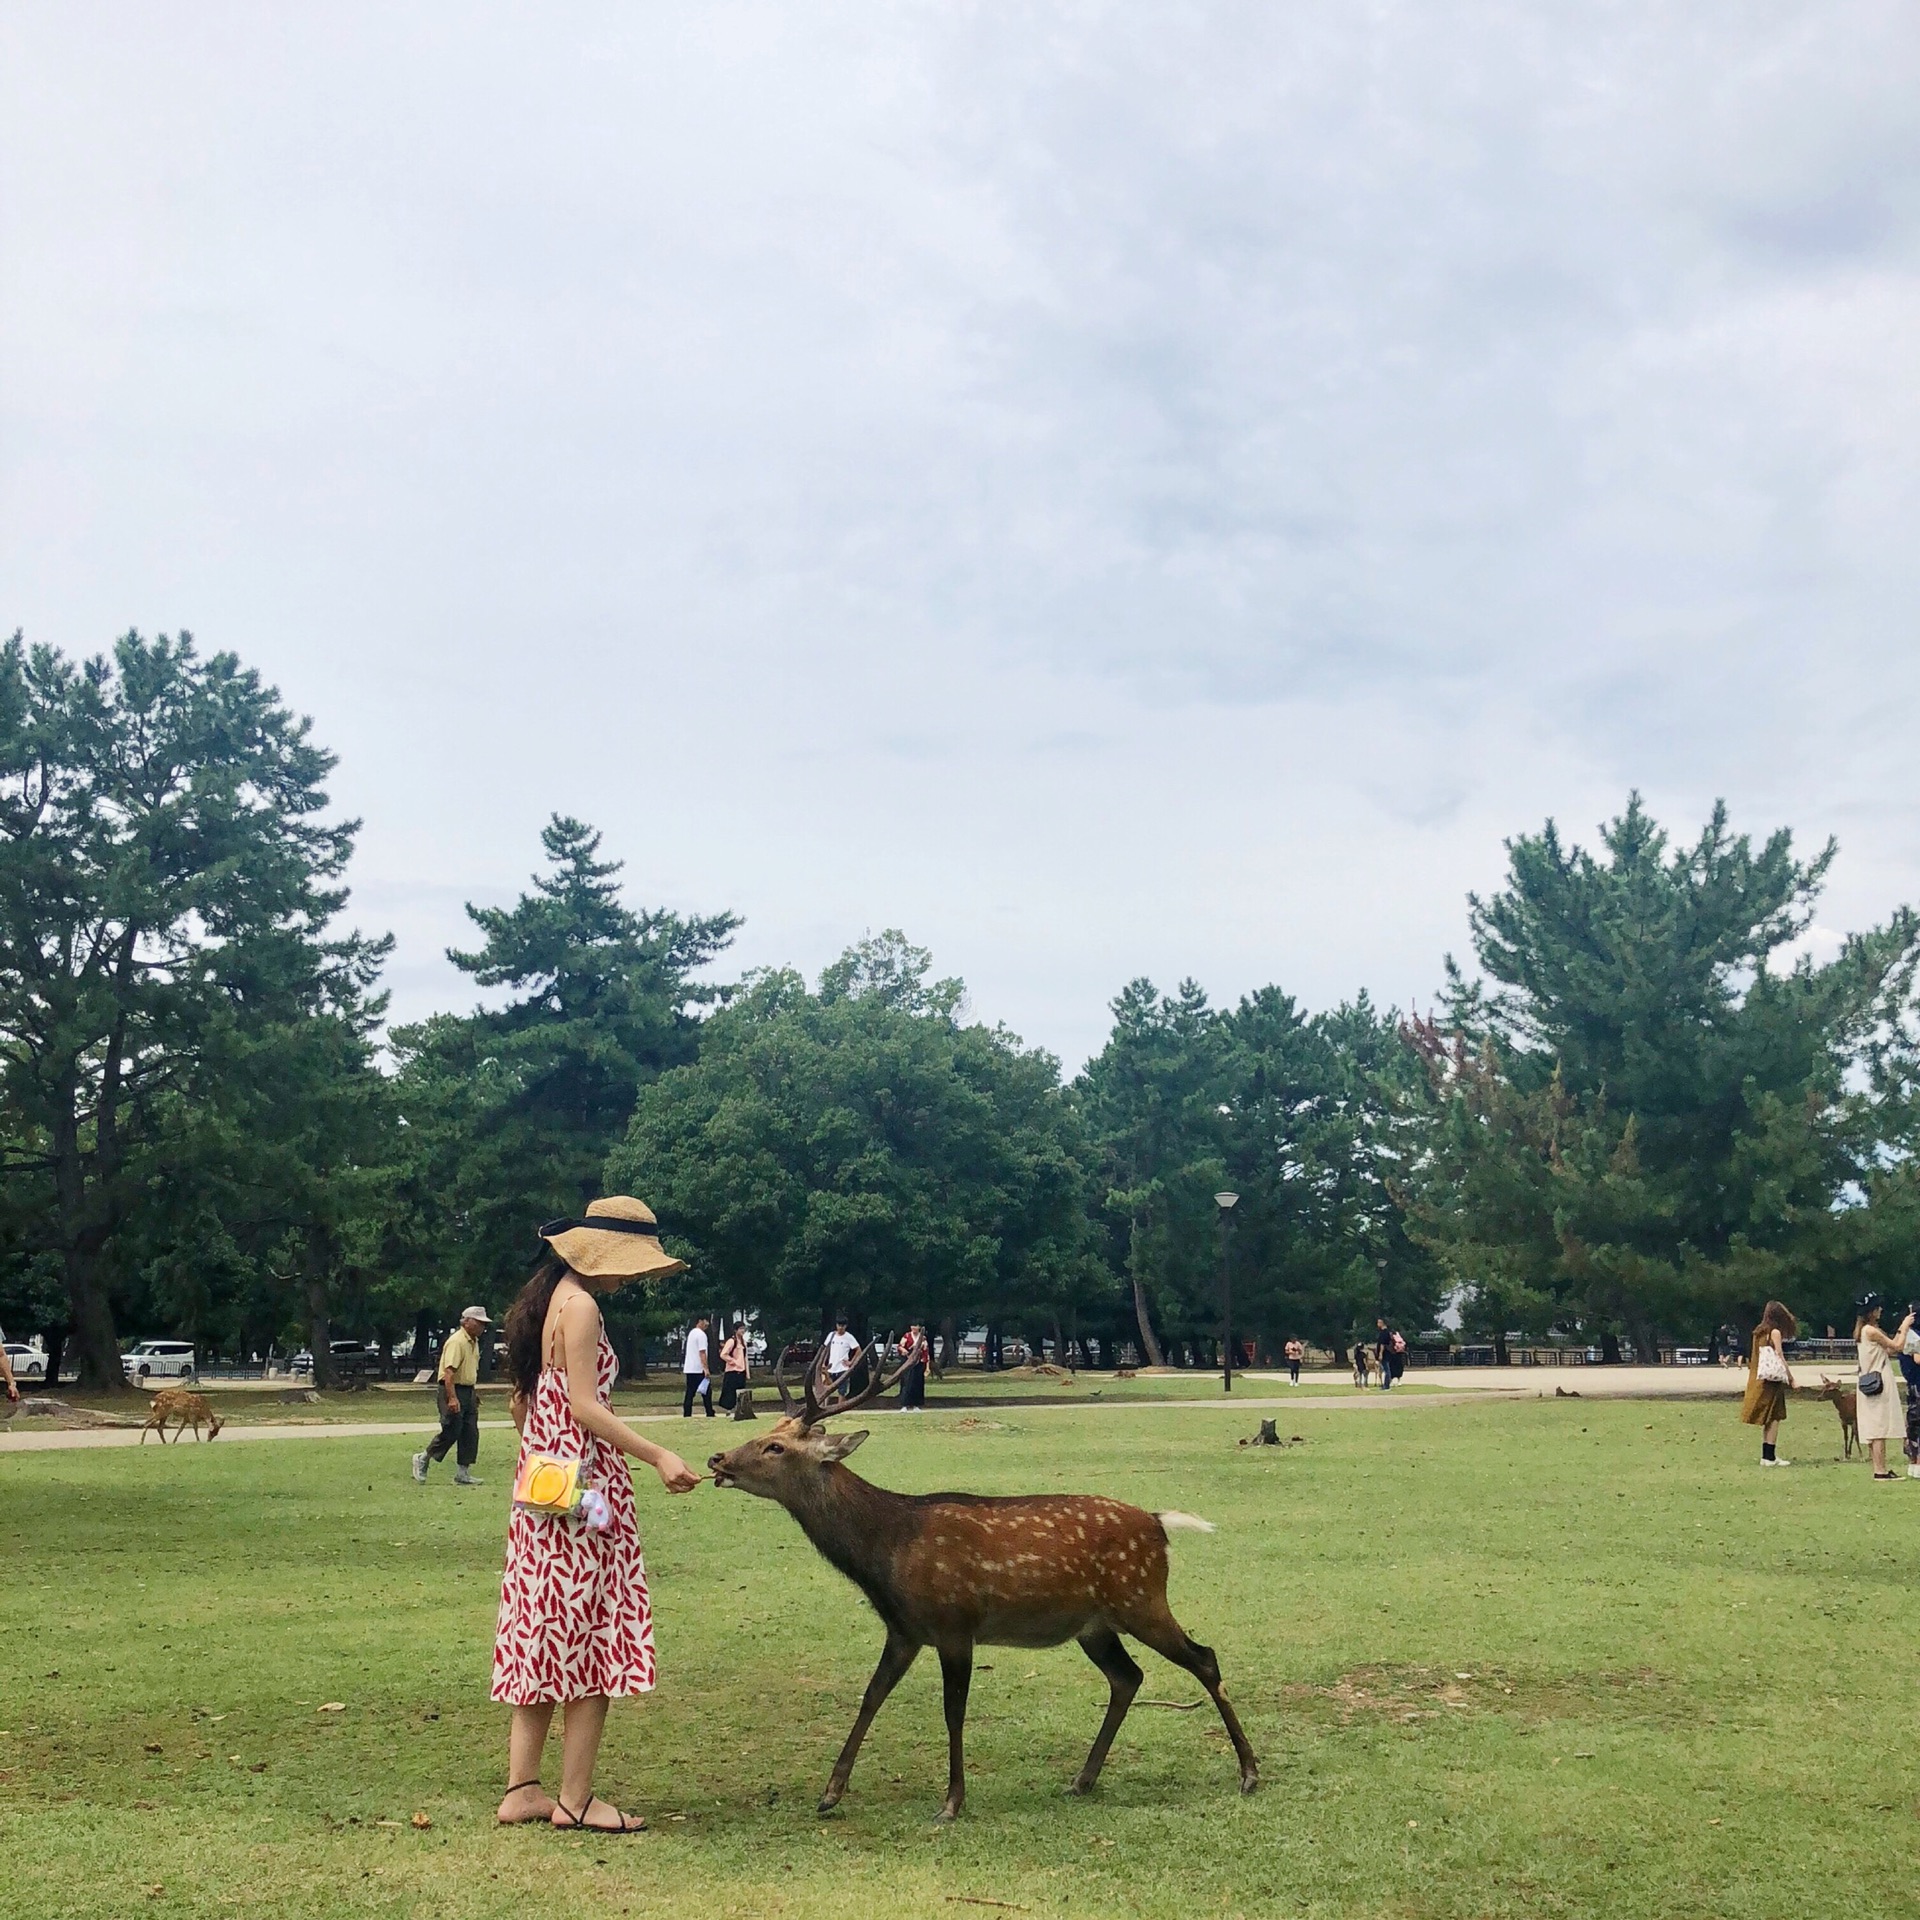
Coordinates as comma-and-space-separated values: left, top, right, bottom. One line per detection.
559, 1290, 700, 1492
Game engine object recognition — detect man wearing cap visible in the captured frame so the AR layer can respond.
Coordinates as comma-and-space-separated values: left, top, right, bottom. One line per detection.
413, 1306, 490, 1485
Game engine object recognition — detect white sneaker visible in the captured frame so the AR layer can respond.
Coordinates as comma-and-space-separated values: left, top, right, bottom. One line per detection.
1759, 1456, 1789, 1467
411, 1451, 429, 1483
454, 1467, 482, 1486
1906, 1464, 1920, 1479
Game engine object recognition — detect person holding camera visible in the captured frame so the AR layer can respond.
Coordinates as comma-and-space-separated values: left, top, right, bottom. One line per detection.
1853, 1294, 1914, 1480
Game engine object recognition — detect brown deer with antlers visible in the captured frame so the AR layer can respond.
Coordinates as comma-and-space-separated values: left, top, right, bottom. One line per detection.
708, 1341, 1258, 1820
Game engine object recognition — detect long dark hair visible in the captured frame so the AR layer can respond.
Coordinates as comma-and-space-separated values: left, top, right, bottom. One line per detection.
504, 1253, 571, 1396
1758, 1301, 1797, 1340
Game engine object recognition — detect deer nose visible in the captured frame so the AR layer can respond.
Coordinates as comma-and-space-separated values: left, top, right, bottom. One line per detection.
706, 1453, 726, 1472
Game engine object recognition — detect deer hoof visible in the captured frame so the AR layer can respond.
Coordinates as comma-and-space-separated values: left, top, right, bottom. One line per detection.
1064, 1776, 1095, 1797
816, 1796, 842, 1817
1239, 1770, 1260, 1795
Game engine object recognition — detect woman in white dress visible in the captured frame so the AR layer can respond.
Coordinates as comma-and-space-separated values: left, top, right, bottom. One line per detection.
1854, 1295, 1914, 1481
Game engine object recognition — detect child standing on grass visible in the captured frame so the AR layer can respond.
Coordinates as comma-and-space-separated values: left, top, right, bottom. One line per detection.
1740, 1299, 1796, 1466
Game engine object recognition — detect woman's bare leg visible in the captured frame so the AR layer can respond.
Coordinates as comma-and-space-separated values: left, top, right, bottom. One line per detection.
553, 1696, 640, 1828
1871, 1437, 1889, 1474
499, 1704, 557, 1822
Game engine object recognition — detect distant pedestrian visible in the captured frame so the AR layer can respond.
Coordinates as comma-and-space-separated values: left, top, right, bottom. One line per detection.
1740, 1300, 1797, 1467
1284, 1337, 1304, 1386
0, 1336, 17, 1406
1855, 1295, 1914, 1480
681, 1313, 714, 1418
1375, 1317, 1400, 1390
718, 1321, 749, 1412
824, 1315, 861, 1383
1900, 1304, 1920, 1480
898, 1323, 929, 1410
413, 1306, 490, 1486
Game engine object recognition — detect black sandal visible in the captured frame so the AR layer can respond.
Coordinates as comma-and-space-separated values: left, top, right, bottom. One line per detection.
553, 1796, 646, 1834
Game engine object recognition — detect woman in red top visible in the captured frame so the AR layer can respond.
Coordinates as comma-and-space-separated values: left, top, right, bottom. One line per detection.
492, 1198, 700, 1835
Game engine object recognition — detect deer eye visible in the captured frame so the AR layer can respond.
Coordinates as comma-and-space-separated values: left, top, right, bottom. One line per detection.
765, 1442, 785, 1455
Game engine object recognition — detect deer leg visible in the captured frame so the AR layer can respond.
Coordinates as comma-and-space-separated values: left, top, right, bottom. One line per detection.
818, 1629, 918, 1815
1129, 1616, 1259, 1794
936, 1645, 972, 1821
1068, 1627, 1141, 1795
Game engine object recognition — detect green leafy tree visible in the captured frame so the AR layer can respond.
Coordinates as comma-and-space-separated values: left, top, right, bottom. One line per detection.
0, 632, 381, 1388
610, 932, 1093, 1355
1077, 980, 1438, 1366
391, 816, 738, 1305
1401, 796, 1920, 1356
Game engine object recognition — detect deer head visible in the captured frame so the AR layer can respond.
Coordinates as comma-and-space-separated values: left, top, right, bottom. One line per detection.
1818, 1374, 1850, 1401
707, 1338, 904, 1500
207, 1409, 224, 1439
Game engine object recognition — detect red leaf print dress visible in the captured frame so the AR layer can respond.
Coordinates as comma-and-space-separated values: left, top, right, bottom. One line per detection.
492, 1333, 655, 1703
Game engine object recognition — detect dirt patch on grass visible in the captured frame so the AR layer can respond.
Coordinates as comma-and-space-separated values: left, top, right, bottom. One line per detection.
1284, 1662, 1672, 1727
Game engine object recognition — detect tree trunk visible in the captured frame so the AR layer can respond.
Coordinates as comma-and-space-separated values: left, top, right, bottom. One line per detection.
1051, 1314, 1066, 1371
1599, 1331, 1622, 1365
1331, 1339, 1348, 1366
938, 1314, 957, 1374
307, 1274, 332, 1389
62, 1245, 127, 1392
1130, 1274, 1166, 1368
410, 1308, 433, 1372
42, 1324, 68, 1389
1493, 1329, 1509, 1366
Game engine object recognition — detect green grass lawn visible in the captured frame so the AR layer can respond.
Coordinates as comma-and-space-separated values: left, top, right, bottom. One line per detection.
0, 1394, 1905, 1918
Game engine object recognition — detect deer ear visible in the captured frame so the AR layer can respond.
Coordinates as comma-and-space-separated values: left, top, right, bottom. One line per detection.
818, 1428, 868, 1459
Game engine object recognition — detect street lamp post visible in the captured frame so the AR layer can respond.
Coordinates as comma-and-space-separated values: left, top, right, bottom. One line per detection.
1214, 1191, 1239, 1394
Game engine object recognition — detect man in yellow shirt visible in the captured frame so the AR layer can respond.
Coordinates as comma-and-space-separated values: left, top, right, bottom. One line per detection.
412, 1307, 490, 1486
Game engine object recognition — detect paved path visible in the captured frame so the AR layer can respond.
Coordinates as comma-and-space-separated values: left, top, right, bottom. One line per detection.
0, 1366, 1766, 1455
0, 1391, 1525, 1453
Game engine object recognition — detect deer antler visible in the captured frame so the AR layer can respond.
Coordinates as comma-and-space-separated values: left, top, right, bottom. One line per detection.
798, 1334, 911, 1427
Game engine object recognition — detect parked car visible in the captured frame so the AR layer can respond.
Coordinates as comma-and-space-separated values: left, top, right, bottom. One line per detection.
122, 1340, 197, 1384
3, 1341, 47, 1384
288, 1341, 372, 1384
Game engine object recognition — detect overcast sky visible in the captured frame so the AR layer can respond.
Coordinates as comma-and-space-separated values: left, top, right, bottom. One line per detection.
4, 4, 1917, 1068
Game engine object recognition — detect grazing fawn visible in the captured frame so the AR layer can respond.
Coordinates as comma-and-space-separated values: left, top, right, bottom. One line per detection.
141, 1389, 224, 1444
708, 1342, 1258, 1820
1817, 1376, 1859, 1459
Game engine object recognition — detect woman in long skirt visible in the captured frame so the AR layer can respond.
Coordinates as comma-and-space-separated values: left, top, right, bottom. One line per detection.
1740, 1300, 1796, 1466
491, 1198, 700, 1833
1854, 1295, 1914, 1482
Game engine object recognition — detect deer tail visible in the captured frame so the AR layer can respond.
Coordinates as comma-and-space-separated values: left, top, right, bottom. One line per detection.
1156, 1510, 1216, 1535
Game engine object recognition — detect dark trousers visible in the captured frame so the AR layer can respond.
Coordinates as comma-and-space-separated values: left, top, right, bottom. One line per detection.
1288, 1360, 1301, 1384
900, 1361, 926, 1408
426, 1384, 479, 1466
719, 1369, 747, 1411
683, 1372, 714, 1417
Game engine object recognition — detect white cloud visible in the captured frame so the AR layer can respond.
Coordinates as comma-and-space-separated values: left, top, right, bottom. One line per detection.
3, 1, 1917, 1066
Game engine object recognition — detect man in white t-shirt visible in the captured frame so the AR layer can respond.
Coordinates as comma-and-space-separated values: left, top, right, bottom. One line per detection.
824, 1315, 861, 1382
681, 1313, 713, 1418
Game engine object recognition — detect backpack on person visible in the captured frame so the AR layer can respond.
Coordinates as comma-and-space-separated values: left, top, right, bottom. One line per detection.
1390, 1330, 1406, 1355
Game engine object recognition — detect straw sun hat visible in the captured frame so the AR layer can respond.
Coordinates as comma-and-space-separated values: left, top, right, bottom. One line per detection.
539, 1196, 688, 1283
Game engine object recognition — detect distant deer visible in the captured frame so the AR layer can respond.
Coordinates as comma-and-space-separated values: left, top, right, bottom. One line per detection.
708, 1342, 1257, 1821
141, 1389, 224, 1444
1817, 1376, 1859, 1459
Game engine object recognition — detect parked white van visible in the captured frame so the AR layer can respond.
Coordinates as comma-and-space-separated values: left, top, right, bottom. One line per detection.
121, 1340, 197, 1384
